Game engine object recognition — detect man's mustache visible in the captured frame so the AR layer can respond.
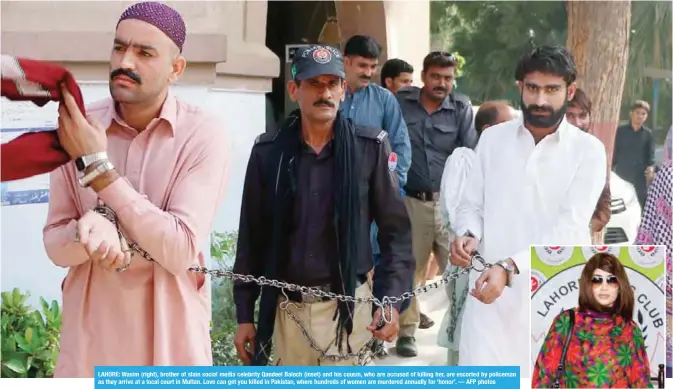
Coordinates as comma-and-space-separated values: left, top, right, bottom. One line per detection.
110, 68, 142, 84
433, 87, 447, 93
527, 105, 554, 114
314, 99, 335, 108
359, 75, 372, 81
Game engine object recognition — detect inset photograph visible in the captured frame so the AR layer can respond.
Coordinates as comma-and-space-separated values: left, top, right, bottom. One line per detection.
530, 245, 667, 389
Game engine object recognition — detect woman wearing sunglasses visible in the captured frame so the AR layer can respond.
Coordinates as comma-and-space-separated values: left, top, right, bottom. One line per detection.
532, 253, 652, 388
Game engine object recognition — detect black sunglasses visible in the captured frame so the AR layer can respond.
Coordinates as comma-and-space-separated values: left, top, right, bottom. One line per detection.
429, 51, 457, 61
591, 275, 618, 286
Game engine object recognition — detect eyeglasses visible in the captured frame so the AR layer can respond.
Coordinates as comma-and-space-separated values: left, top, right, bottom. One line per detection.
591, 275, 618, 286
429, 51, 457, 61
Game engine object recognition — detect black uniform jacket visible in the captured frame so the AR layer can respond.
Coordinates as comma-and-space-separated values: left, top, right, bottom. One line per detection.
233, 124, 414, 323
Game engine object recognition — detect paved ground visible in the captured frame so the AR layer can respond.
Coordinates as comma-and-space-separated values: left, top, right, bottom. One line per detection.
376, 277, 450, 366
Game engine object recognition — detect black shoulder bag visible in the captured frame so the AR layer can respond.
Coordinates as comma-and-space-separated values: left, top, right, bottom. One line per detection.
552, 309, 576, 389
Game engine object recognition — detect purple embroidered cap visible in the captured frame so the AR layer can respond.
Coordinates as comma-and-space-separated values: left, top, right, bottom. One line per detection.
117, 2, 186, 52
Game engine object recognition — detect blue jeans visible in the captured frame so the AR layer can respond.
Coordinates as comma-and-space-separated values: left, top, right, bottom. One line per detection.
372, 253, 411, 313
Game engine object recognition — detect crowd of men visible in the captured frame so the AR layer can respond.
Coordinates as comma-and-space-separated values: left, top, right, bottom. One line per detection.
234, 32, 604, 371
233, 33, 665, 370
30, 1, 668, 378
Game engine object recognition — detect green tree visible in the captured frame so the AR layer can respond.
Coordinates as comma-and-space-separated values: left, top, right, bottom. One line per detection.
623, 1, 672, 134
431, 1, 566, 104
431, 0, 672, 135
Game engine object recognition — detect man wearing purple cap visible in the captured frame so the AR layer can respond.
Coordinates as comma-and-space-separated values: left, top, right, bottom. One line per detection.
232, 45, 414, 366
44, 2, 229, 377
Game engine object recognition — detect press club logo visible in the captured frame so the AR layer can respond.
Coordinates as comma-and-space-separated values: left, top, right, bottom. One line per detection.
535, 246, 573, 266
629, 246, 665, 269
581, 245, 621, 260
531, 269, 547, 293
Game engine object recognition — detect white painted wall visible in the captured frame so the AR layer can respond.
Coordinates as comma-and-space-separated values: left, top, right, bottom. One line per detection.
0, 82, 264, 308
383, 0, 430, 87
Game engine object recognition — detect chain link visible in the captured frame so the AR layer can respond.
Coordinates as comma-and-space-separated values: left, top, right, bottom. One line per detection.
188, 260, 488, 316
93, 204, 492, 364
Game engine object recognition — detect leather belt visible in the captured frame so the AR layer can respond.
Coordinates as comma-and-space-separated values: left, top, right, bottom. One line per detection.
285, 276, 366, 304
405, 189, 440, 202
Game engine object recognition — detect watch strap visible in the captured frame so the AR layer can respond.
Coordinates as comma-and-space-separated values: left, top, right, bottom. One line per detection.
79, 160, 114, 187
75, 152, 108, 172
495, 260, 515, 288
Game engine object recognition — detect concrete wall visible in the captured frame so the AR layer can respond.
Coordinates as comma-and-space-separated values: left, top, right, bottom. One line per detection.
336, 0, 430, 85
0, 1, 279, 91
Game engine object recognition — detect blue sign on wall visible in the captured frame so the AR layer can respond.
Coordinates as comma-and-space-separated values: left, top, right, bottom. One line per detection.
1, 127, 55, 206
1, 189, 50, 206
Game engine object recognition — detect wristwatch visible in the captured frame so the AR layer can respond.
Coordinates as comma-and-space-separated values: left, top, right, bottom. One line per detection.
78, 160, 114, 187
75, 152, 108, 172
495, 260, 517, 288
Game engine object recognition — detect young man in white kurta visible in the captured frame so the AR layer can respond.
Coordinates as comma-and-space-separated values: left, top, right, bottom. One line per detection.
449, 46, 607, 376
453, 116, 606, 374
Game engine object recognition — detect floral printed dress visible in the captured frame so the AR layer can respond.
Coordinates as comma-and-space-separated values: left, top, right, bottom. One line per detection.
532, 308, 652, 389
635, 161, 672, 377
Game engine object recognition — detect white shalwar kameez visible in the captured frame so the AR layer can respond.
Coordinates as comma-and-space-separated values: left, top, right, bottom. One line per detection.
452, 116, 607, 377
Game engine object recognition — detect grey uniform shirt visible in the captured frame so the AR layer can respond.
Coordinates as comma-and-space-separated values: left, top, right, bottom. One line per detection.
396, 86, 477, 193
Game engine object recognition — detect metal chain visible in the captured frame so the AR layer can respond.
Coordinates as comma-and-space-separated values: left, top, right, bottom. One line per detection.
279, 302, 376, 364
189, 257, 489, 313
93, 204, 492, 364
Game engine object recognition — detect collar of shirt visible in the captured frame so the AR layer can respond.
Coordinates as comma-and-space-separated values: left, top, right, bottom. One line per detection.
515, 114, 569, 144
401, 86, 455, 111
301, 138, 334, 159
623, 123, 649, 132
96, 89, 179, 136
344, 83, 370, 103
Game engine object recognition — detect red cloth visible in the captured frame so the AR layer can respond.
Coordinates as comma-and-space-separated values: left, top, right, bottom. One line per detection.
1, 55, 86, 182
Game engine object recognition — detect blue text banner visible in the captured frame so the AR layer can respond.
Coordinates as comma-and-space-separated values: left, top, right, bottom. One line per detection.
94, 366, 519, 388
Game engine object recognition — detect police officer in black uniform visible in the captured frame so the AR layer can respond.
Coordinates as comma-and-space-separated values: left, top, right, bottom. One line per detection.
232, 45, 414, 366
394, 51, 477, 357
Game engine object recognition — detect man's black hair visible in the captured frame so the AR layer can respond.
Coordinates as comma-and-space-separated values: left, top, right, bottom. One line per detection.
380, 59, 414, 85
422, 51, 458, 72
514, 45, 577, 85
343, 35, 382, 59
631, 100, 651, 113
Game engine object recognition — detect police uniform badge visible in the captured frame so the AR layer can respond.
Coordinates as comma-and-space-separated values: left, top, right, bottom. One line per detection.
312, 47, 332, 64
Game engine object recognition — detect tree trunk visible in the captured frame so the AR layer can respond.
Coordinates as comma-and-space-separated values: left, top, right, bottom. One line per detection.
566, 0, 632, 169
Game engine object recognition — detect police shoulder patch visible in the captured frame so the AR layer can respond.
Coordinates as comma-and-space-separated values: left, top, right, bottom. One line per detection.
387, 152, 398, 172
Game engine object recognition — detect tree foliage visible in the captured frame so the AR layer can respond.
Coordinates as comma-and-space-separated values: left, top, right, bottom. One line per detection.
431, 1, 671, 131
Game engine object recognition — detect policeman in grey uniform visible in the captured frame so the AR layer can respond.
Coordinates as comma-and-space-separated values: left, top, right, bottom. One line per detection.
232, 45, 414, 366
394, 51, 477, 357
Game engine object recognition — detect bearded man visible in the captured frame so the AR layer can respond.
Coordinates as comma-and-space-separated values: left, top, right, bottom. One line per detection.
450, 46, 606, 375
